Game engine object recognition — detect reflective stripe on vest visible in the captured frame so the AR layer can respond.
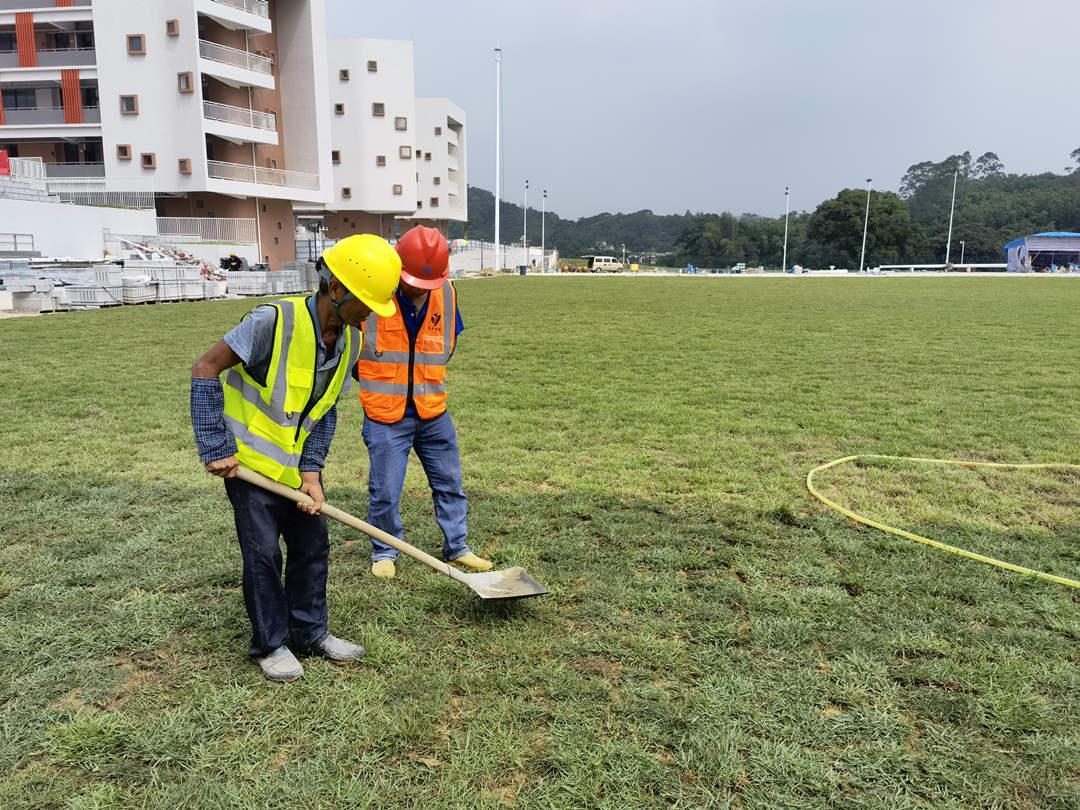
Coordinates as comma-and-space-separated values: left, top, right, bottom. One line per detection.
222, 297, 356, 487
356, 281, 456, 422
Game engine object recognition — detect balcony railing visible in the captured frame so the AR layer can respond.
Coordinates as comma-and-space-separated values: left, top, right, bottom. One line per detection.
209, 0, 270, 18
35, 46, 96, 68
1, 107, 100, 125
207, 160, 319, 190
44, 161, 104, 178
198, 39, 272, 75
44, 178, 155, 210
203, 100, 276, 131
3, 0, 91, 8
157, 216, 257, 244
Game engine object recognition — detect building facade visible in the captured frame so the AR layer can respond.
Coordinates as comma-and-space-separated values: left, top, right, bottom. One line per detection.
0, 1, 464, 265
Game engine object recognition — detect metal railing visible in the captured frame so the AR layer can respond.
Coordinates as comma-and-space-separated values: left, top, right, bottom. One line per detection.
44, 161, 105, 178
207, 160, 319, 190
203, 100, 276, 131
45, 178, 155, 210
156, 217, 257, 244
35, 47, 96, 67
198, 39, 272, 75
0, 106, 100, 125
0, 233, 35, 252
9, 157, 46, 184
209, 0, 270, 18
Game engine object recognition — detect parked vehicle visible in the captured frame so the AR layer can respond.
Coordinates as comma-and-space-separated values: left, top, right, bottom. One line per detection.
586, 255, 624, 273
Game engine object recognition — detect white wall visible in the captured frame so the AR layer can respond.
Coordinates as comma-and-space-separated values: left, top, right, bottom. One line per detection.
327, 38, 416, 214
0, 197, 156, 259
93, 0, 207, 192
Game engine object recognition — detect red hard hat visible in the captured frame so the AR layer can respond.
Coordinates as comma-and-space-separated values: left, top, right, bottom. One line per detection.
395, 225, 449, 290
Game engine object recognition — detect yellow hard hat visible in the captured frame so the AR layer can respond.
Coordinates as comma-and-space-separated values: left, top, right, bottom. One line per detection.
321, 234, 401, 317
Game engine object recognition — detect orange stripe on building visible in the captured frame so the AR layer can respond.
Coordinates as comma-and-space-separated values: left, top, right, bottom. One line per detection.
55, 0, 75, 7
61, 69, 82, 124
15, 13, 36, 68
0, 95, 5, 127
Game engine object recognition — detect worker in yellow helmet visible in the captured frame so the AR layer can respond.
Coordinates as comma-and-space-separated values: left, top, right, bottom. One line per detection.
191, 234, 401, 683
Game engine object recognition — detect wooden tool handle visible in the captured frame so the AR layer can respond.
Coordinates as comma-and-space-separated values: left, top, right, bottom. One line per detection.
233, 466, 463, 581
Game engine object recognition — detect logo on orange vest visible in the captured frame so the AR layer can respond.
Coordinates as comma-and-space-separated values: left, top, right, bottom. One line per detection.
430, 313, 441, 327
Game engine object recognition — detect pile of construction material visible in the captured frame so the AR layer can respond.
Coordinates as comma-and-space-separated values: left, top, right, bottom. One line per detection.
226, 267, 311, 297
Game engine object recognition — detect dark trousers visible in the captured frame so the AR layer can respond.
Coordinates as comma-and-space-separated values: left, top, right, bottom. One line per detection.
224, 476, 330, 657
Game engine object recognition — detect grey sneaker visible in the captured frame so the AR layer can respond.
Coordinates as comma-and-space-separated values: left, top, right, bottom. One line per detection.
311, 634, 365, 664
254, 646, 303, 682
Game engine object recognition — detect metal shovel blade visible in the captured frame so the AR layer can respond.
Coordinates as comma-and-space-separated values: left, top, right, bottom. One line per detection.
451, 565, 548, 600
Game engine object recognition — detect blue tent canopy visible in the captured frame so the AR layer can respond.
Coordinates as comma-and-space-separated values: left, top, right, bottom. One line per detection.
1004, 233, 1080, 271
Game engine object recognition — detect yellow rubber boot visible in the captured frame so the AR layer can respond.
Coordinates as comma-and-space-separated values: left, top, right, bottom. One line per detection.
449, 552, 493, 572
371, 559, 396, 579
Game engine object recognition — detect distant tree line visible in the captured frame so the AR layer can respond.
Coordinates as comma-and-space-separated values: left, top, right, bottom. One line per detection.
451, 150, 1080, 268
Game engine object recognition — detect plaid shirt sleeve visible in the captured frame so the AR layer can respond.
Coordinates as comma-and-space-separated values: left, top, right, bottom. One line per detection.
190, 376, 238, 463
299, 405, 337, 472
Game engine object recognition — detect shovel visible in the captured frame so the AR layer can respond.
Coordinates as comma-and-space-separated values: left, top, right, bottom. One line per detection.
235, 467, 548, 600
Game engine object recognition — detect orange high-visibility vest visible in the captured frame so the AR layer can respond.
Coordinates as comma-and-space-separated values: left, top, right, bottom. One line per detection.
356, 281, 457, 423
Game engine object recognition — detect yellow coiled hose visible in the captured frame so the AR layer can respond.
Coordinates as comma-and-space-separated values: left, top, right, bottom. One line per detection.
806, 454, 1080, 590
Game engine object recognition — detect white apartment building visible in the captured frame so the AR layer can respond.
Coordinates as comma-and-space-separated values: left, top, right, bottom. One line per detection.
399, 97, 466, 233
324, 39, 466, 243
0, 1, 465, 266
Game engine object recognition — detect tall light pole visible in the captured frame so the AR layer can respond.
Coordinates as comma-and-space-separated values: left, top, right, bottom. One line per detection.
541, 189, 547, 270
945, 169, 958, 265
522, 178, 528, 270
494, 48, 502, 271
781, 185, 790, 272
859, 177, 872, 273
959, 240, 965, 265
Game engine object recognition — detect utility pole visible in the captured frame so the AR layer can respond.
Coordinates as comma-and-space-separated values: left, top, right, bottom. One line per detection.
945, 169, 958, 265
522, 179, 529, 270
859, 178, 872, 273
782, 185, 790, 273
541, 189, 547, 271
494, 47, 502, 272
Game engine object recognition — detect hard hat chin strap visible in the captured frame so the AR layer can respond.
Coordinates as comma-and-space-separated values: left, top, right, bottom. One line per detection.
319, 261, 358, 321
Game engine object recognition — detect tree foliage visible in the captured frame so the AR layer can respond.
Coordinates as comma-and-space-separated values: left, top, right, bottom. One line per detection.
453, 149, 1080, 268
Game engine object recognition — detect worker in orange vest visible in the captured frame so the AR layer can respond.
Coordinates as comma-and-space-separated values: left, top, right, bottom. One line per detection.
353, 225, 493, 578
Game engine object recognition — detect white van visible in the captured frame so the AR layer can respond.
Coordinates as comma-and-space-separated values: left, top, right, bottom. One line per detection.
587, 255, 624, 273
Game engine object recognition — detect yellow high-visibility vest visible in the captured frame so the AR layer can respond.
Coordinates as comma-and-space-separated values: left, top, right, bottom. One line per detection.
223, 296, 359, 487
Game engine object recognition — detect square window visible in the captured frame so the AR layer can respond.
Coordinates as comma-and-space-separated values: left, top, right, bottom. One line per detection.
399, 146, 412, 159
367, 60, 378, 72
334, 103, 345, 115
116, 144, 131, 160
195, 199, 204, 209
177, 72, 193, 93
140, 152, 156, 169
430, 197, 439, 207
392, 184, 403, 195
342, 187, 352, 199
270, 159, 277, 169
394, 116, 407, 131
339, 69, 350, 81
119, 94, 139, 115
274, 237, 279, 245
371, 102, 385, 117
127, 34, 145, 55
343, 216, 349, 223
416, 200, 423, 209
178, 158, 191, 174
166, 19, 179, 37
433, 176, 441, 185
434, 126, 442, 136
331, 149, 341, 164
425, 152, 432, 161
375, 155, 386, 167
277, 222, 282, 230
415, 148, 421, 159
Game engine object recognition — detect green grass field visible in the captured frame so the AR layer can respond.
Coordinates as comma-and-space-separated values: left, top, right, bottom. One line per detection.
2, 277, 1079, 809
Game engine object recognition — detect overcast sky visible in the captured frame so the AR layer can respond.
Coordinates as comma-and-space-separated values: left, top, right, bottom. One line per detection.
326, 0, 1080, 220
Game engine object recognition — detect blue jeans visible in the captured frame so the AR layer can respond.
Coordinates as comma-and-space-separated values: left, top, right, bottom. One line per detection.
362, 410, 471, 562
224, 476, 330, 658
